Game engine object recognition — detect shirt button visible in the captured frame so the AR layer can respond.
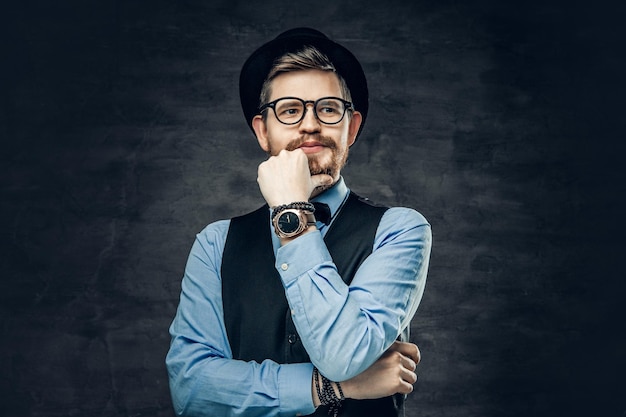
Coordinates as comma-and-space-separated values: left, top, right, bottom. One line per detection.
288, 334, 298, 344
280, 263, 289, 271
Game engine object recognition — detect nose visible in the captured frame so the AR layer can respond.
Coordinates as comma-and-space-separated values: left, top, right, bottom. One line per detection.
298, 103, 321, 133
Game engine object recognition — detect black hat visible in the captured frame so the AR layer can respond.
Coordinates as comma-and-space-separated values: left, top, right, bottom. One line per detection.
239, 27, 369, 140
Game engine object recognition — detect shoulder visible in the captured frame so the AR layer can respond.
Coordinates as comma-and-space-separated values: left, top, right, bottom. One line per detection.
375, 207, 432, 247
193, 219, 232, 258
349, 193, 428, 227
197, 219, 231, 239
383, 207, 430, 228
195, 204, 268, 248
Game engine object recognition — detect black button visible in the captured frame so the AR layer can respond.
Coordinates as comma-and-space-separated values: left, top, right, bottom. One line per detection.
287, 334, 298, 344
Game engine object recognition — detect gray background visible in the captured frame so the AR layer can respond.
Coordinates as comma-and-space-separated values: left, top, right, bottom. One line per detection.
2, 0, 625, 416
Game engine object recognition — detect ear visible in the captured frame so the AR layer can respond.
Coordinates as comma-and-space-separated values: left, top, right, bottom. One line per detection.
252, 115, 270, 152
347, 111, 362, 147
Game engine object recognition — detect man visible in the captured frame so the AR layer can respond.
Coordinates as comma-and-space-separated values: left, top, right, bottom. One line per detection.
166, 28, 432, 417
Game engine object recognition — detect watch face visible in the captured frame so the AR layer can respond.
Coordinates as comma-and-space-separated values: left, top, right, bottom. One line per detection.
277, 211, 301, 234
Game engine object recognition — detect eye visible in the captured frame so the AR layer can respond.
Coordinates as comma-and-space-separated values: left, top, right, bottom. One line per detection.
317, 100, 341, 115
283, 108, 301, 116
275, 100, 303, 118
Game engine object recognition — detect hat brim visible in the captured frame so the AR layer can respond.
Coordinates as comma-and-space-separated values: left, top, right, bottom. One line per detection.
239, 28, 368, 141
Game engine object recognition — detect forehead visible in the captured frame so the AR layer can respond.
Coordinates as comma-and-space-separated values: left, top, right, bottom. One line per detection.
269, 69, 343, 101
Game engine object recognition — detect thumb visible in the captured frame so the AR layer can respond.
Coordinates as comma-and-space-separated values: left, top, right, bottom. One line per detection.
310, 174, 334, 189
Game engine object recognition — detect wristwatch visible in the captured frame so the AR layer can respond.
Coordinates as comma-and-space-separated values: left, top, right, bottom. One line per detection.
272, 208, 316, 238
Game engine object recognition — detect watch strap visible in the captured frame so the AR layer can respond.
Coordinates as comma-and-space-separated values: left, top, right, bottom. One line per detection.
271, 201, 315, 221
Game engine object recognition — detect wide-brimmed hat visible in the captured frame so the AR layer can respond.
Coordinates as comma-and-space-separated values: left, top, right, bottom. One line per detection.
239, 27, 368, 140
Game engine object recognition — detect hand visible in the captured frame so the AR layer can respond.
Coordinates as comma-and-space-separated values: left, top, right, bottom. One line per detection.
340, 341, 421, 400
257, 149, 333, 207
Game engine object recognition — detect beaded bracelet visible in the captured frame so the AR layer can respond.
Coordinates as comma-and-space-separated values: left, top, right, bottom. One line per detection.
271, 201, 315, 221
313, 367, 345, 417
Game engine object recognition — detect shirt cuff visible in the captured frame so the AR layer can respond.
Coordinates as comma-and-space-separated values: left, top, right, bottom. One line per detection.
278, 363, 316, 416
275, 231, 332, 286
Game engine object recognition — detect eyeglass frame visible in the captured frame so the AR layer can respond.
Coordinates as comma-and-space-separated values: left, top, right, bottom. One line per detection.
258, 96, 354, 125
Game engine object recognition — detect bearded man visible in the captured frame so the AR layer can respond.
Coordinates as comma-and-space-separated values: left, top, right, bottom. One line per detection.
166, 28, 432, 417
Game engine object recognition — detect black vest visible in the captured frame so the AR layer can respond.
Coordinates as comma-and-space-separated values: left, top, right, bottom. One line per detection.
221, 192, 405, 416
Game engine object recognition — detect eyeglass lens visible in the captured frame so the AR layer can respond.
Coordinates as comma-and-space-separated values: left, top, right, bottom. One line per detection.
274, 98, 346, 124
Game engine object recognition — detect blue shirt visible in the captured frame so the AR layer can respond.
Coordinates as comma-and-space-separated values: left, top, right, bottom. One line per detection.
166, 178, 432, 417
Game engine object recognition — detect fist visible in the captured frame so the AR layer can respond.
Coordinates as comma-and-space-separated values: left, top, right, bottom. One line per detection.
341, 341, 421, 400
257, 149, 333, 207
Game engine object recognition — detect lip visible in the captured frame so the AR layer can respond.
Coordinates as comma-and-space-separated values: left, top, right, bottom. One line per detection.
298, 141, 327, 154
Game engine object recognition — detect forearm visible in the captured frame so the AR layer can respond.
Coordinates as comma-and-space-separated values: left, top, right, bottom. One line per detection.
166, 341, 314, 417
280, 253, 394, 381
276, 209, 431, 381
168, 224, 316, 416
309, 341, 420, 408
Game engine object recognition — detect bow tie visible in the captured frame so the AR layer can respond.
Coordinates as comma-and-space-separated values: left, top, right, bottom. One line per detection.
312, 202, 332, 225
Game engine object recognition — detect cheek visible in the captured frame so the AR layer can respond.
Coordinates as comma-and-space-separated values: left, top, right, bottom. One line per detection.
266, 136, 292, 156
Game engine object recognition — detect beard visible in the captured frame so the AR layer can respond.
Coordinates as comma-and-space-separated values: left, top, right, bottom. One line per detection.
269, 134, 349, 179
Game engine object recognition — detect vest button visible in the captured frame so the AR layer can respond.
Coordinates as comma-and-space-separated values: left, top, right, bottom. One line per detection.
287, 334, 298, 344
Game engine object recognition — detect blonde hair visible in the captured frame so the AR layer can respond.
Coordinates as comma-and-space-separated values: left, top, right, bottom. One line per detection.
259, 46, 352, 111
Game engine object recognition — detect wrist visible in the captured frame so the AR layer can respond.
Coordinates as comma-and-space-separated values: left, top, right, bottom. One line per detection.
337, 378, 357, 400
312, 367, 345, 416
279, 225, 316, 246
271, 201, 315, 220
272, 202, 316, 240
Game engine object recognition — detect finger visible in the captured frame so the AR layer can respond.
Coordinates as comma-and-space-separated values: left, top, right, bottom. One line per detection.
393, 342, 420, 365
400, 367, 418, 385
396, 377, 415, 395
283, 147, 308, 163
310, 174, 334, 188
400, 354, 417, 372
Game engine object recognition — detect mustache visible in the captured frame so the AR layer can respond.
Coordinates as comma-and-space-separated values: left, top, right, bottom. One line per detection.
285, 134, 337, 152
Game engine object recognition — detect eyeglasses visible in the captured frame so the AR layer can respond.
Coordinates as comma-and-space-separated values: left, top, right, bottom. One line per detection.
259, 96, 353, 125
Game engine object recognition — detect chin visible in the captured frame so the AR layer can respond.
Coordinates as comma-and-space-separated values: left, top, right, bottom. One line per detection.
308, 158, 335, 177
307, 148, 348, 180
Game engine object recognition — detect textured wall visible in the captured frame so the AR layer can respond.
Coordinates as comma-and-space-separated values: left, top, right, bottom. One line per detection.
2, 1, 625, 416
